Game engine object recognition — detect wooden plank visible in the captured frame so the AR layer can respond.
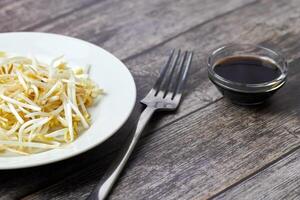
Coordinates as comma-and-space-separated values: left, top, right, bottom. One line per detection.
124, 0, 300, 132
212, 147, 300, 200
0, 0, 98, 31
33, 0, 257, 60
0, 1, 261, 199
23, 58, 300, 200
21, 0, 300, 198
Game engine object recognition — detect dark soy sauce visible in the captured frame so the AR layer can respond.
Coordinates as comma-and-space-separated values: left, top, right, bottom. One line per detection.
210, 56, 286, 105
214, 56, 281, 84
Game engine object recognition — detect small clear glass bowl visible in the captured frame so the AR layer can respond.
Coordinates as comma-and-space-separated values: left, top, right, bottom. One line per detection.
207, 44, 288, 105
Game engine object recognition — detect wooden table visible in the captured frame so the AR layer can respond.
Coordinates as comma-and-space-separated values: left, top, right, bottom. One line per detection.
2, 0, 300, 199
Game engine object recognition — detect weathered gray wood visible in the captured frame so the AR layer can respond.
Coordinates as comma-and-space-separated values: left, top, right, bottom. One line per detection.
21, 0, 300, 198
123, 0, 300, 132
212, 147, 300, 200
0, 0, 99, 32
0, 1, 261, 199
2, 0, 300, 199
34, 0, 257, 60
23, 58, 300, 200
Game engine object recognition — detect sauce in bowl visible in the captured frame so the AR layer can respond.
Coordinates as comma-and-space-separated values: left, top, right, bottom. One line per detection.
208, 44, 288, 105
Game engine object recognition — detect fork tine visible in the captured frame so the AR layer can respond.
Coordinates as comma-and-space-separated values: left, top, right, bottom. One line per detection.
167, 51, 187, 98
159, 49, 181, 97
172, 51, 193, 99
152, 49, 176, 93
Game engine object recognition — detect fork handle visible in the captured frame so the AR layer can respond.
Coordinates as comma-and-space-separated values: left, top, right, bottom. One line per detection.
87, 106, 156, 200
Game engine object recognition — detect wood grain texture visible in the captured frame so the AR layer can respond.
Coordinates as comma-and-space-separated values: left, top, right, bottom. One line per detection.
212, 146, 300, 200
22, 0, 300, 198
23, 58, 300, 200
125, 0, 300, 133
0, 0, 98, 31
0, 1, 260, 199
2, 0, 300, 199
33, 0, 257, 60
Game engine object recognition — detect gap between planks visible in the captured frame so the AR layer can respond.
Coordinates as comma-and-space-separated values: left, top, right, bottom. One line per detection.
19, 0, 259, 64
20, 0, 105, 31
208, 143, 300, 200
17, 1, 265, 199
122, 0, 260, 63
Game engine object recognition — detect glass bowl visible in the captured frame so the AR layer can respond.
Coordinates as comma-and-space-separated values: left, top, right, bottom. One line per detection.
207, 44, 288, 105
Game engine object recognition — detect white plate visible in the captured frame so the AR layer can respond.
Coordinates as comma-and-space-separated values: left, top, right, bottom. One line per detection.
0, 32, 136, 169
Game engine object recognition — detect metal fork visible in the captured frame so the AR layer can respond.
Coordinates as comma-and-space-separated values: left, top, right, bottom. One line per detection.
88, 49, 193, 200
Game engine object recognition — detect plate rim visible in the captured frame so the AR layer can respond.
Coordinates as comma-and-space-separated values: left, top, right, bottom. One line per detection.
0, 32, 137, 169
